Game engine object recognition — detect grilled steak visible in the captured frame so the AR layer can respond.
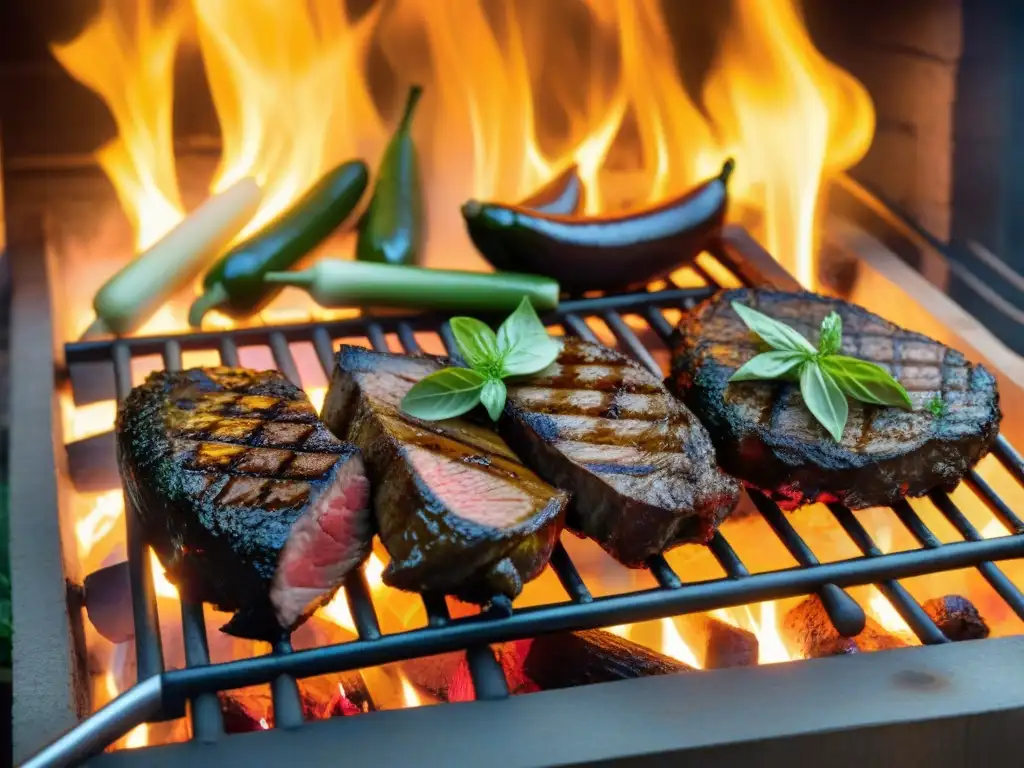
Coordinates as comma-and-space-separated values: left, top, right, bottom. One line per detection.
117, 367, 372, 640
668, 289, 1001, 509
321, 346, 568, 604
500, 338, 741, 567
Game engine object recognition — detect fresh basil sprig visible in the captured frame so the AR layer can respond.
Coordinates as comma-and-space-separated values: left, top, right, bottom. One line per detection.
401, 297, 560, 422
728, 301, 912, 442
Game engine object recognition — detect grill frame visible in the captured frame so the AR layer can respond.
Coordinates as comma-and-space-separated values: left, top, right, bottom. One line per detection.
18, 225, 1024, 766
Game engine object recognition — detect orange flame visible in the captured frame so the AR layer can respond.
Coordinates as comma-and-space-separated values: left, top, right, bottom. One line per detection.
52, 0, 874, 316
75, 491, 124, 559
397, 670, 424, 708
50, 0, 186, 251
659, 618, 702, 669
191, 0, 384, 238
704, 0, 875, 287
866, 588, 915, 641
318, 553, 387, 634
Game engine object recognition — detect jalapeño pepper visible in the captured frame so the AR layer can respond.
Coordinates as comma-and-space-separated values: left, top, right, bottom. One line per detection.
188, 159, 369, 327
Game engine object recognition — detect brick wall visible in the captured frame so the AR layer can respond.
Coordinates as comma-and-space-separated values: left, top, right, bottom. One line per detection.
807, 0, 962, 241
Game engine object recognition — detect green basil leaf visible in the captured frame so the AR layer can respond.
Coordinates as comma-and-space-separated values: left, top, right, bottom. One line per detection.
731, 301, 816, 355
479, 378, 507, 421
729, 350, 808, 382
820, 355, 913, 410
497, 296, 561, 376
449, 317, 500, 371
818, 311, 842, 356
401, 367, 485, 421
800, 361, 849, 442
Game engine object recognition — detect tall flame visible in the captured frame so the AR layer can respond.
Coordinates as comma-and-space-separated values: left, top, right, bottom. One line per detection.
704, 0, 875, 287
191, 0, 384, 238
50, 0, 186, 251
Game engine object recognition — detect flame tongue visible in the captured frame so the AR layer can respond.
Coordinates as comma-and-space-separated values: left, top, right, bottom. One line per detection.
703, 0, 875, 288
192, 0, 384, 240
50, 0, 186, 251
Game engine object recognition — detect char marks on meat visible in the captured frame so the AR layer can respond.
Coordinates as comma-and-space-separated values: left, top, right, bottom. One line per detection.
668, 289, 1001, 509
321, 346, 568, 604
500, 338, 740, 566
117, 367, 372, 640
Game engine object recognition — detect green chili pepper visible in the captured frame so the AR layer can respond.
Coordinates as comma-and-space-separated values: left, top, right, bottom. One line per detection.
264, 260, 559, 314
188, 159, 369, 327
355, 85, 425, 266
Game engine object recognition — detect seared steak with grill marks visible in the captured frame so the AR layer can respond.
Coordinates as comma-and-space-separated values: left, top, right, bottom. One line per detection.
118, 367, 372, 640
668, 290, 1001, 509
322, 346, 567, 604
500, 338, 740, 567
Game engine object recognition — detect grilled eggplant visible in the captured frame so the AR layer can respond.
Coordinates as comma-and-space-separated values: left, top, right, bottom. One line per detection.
321, 346, 568, 604
117, 367, 372, 640
668, 289, 1002, 509
500, 338, 741, 566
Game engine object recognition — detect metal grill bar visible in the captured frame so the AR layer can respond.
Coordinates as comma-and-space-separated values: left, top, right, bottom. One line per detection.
928, 492, 1024, 619
264, 333, 314, 727
54, 241, 1024, 759
153, 533, 1024, 709
111, 342, 164, 681
827, 504, 947, 645
65, 288, 716, 364
269, 639, 305, 729
406, 312, 510, 702
548, 543, 592, 603
748, 492, 866, 636
161, 340, 225, 739
966, 471, 1024, 535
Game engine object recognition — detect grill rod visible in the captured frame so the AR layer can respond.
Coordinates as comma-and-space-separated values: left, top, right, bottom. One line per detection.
19, 676, 164, 768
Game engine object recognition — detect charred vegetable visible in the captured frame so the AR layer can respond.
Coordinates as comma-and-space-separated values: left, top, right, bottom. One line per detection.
86, 178, 262, 338
265, 260, 559, 313
462, 158, 734, 294
519, 164, 584, 215
189, 160, 369, 327
356, 85, 425, 266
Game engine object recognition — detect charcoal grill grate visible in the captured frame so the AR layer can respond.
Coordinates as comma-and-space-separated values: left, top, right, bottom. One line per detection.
37, 227, 1024, 765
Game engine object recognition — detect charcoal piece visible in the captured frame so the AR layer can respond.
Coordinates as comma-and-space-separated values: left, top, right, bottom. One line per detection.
783, 596, 908, 659
523, 629, 693, 690
923, 594, 990, 642
675, 614, 758, 669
